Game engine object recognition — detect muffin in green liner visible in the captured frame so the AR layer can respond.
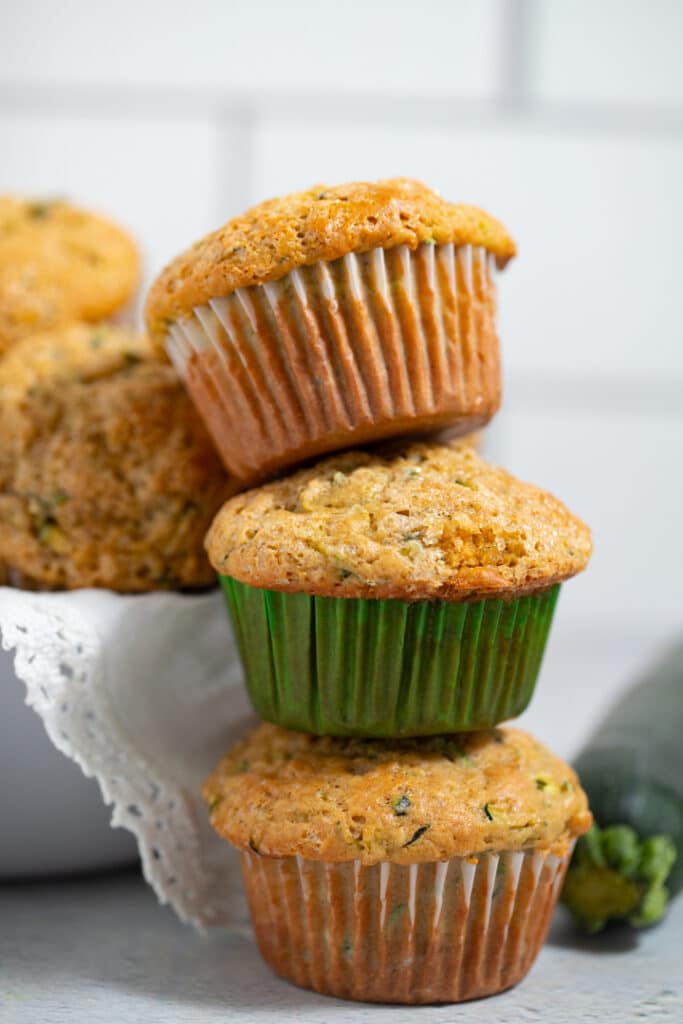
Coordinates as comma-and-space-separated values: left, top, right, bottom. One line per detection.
222, 577, 559, 735
208, 441, 591, 737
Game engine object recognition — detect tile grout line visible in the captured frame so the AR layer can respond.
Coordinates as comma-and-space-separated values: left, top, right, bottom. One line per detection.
497, 0, 537, 111
504, 371, 683, 418
213, 102, 256, 221
1, 83, 682, 140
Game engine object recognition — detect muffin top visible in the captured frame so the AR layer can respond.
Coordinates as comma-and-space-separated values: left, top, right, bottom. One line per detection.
206, 441, 591, 601
0, 196, 140, 356
204, 723, 592, 864
0, 323, 232, 591
145, 177, 516, 346
0, 320, 153, 397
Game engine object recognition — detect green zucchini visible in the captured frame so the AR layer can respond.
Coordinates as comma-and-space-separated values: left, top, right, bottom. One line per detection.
561, 640, 682, 932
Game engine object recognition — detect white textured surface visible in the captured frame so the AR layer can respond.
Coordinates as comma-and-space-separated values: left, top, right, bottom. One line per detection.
0, 870, 681, 1023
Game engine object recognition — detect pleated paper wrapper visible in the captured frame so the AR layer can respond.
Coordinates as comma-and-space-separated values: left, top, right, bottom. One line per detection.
241, 845, 573, 1004
166, 242, 501, 483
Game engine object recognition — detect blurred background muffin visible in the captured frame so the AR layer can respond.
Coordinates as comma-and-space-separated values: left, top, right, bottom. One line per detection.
0, 196, 140, 357
0, 322, 233, 591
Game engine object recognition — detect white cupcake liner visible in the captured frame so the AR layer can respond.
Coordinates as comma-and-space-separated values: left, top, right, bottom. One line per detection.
166, 243, 500, 483
240, 844, 573, 1004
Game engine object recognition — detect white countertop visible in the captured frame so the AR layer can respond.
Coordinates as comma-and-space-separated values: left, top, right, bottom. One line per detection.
1, 869, 681, 1024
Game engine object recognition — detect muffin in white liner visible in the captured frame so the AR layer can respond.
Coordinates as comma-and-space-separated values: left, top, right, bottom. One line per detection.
240, 846, 573, 1004
166, 243, 500, 484
204, 723, 592, 1004
146, 178, 515, 484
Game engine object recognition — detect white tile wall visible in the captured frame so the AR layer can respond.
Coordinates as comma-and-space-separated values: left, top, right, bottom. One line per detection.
1, 111, 221, 292
1, 0, 682, 633
0, 0, 503, 98
533, 0, 683, 106
252, 117, 683, 377
492, 407, 683, 633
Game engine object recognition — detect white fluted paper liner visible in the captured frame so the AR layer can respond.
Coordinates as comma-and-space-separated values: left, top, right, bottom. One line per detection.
0, 586, 255, 929
166, 242, 499, 482
240, 845, 573, 1004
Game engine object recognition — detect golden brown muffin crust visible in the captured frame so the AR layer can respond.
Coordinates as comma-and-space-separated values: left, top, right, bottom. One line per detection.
0, 321, 153, 396
204, 724, 592, 864
0, 324, 233, 591
0, 197, 140, 356
145, 178, 515, 346
206, 441, 592, 601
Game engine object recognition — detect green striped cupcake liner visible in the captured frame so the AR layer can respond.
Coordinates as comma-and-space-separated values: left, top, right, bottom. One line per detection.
220, 577, 560, 737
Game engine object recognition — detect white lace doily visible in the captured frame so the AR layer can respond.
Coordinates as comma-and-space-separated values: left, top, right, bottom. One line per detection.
0, 585, 256, 929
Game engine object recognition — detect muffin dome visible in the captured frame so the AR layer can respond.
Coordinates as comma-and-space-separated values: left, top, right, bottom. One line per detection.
204, 723, 591, 864
0, 323, 232, 591
145, 177, 515, 346
0, 197, 140, 356
206, 440, 592, 601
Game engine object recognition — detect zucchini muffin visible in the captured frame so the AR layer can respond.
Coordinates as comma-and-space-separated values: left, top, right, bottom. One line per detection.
0, 323, 232, 591
0, 196, 140, 356
204, 723, 592, 1003
146, 178, 516, 483
206, 440, 591, 736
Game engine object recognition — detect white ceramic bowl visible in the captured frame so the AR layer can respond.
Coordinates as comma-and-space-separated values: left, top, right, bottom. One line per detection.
0, 645, 137, 878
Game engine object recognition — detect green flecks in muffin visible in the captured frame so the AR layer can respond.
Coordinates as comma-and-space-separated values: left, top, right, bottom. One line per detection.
124, 352, 141, 366
177, 500, 199, 530
402, 530, 422, 542
483, 803, 494, 821
27, 201, 55, 220
423, 234, 436, 245
89, 330, 108, 350
37, 517, 68, 552
317, 192, 330, 200
407, 467, 422, 479
455, 478, 477, 490
561, 780, 574, 793
393, 794, 411, 816
403, 824, 430, 848
338, 568, 352, 581
536, 777, 549, 791
207, 792, 223, 812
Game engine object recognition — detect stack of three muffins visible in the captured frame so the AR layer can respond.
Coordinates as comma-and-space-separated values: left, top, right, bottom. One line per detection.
146, 179, 593, 1005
